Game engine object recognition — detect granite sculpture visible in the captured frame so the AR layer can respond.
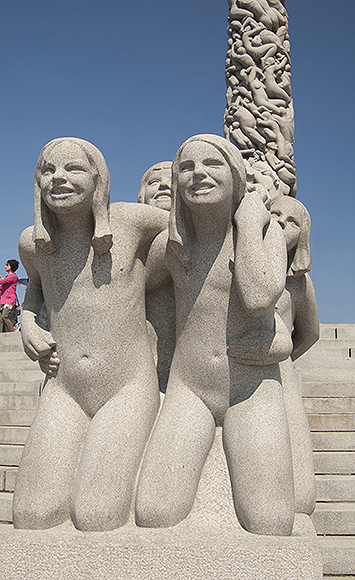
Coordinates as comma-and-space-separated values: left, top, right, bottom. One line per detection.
225, 0, 296, 198
11, 5, 321, 575
138, 161, 175, 393
137, 161, 172, 211
270, 195, 319, 514
136, 134, 297, 536
13, 137, 169, 531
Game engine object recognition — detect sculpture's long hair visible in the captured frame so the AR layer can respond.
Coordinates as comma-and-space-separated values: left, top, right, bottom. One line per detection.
137, 161, 172, 204
33, 137, 112, 255
168, 134, 246, 268
271, 196, 311, 278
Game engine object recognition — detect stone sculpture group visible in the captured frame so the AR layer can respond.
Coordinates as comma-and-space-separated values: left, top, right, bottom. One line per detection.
12, 0, 319, 547
13, 130, 318, 537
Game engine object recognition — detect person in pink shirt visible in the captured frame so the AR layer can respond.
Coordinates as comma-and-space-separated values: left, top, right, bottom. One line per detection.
0, 259, 19, 332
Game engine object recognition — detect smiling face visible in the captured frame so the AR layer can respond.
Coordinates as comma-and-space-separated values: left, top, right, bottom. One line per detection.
144, 165, 172, 211
178, 141, 233, 211
271, 196, 304, 251
39, 142, 96, 214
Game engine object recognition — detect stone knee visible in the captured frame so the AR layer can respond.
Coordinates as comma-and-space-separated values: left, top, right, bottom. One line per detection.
135, 485, 194, 528
13, 491, 70, 530
71, 485, 131, 532
235, 494, 295, 536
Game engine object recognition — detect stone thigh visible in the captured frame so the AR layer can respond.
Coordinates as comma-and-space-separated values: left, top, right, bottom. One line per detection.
71, 380, 160, 531
223, 375, 295, 536
12, 381, 89, 529
135, 382, 216, 528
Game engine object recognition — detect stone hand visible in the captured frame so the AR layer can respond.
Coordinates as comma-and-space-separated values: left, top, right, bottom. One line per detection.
22, 326, 57, 362
38, 351, 60, 377
234, 186, 271, 228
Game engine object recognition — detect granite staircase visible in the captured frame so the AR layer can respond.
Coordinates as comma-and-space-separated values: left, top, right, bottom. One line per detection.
295, 324, 355, 579
0, 326, 354, 578
0, 332, 43, 526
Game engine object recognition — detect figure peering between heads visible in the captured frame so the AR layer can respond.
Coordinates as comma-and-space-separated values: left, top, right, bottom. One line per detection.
138, 161, 172, 212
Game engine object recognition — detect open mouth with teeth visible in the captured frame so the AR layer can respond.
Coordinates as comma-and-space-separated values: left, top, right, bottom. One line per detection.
189, 182, 215, 194
153, 192, 171, 199
50, 187, 75, 198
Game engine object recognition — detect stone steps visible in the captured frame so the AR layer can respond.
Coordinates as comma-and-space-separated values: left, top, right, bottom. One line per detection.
0, 426, 29, 445
295, 324, 355, 576
300, 368, 355, 383
0, 409, 37, 427
312, 432, 355, 451
0, 370, 44, 383
313, 503, 355, 535
313, 451, 355, 474
302, 382, 355, 397
0, 333, 42, 524
319, 536, 355, 576
0, 467, 17, 491
304, 397, 355, 413
316, 475, 355, 502
308, 413, 355, 431
0, 493, 12, 523
0, 445, 24, 467
0, 382, 41, 396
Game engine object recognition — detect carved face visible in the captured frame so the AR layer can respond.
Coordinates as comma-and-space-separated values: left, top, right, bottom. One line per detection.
178, 142, 233, 210
39, 142, 96, 214
271, 197, 303, 251
144, 166, 172, 211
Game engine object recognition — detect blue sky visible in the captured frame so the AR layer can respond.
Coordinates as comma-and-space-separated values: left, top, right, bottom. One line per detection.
1, 0, 354, 322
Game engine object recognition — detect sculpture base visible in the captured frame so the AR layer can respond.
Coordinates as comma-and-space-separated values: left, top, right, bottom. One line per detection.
0, 429, 323, 579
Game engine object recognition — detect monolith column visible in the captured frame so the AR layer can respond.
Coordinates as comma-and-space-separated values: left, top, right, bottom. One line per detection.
224, 0, 296, 198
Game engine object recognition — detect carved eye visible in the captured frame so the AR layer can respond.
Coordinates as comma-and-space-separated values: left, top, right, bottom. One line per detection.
287, 217, 300, 228
204, 158, 224, 168
42, 165, 55, 175
179, 162, 194, 172
65, 164, 87, 172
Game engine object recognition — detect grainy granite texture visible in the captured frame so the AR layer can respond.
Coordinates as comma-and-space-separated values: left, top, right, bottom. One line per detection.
1, 429, 323, 580
14, 138, 169, 532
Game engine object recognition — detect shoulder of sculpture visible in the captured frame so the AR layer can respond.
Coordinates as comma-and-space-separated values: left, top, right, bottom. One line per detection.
18, 226, 35, 253
110, 201, 169, 228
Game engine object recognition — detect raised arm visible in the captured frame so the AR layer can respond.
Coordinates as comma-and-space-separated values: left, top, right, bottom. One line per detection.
234, 188, 287, 317
290, 273, 319, 361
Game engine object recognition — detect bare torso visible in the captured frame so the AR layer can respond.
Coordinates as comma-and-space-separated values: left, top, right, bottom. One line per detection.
168, 229, 272, 423
24, 202, 168, 416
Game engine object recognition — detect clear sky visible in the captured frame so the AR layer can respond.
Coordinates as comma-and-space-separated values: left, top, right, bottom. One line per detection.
1, 0, 354, 323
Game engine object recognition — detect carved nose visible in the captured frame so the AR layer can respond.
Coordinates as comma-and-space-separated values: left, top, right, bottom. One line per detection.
193, 164, 207, 179
52, 169, 67, 183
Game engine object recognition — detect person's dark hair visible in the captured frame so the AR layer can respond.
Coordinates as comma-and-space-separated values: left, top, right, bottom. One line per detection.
7, 260, 19, 272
